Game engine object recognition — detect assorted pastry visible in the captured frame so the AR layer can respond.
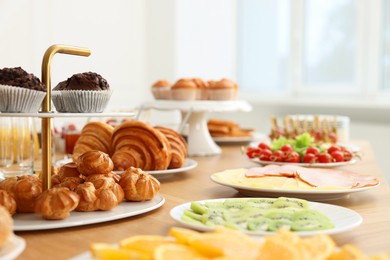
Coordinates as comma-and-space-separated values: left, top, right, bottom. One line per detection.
151, 77, 239, 101
52, 71, 112, 113
207, 118, 254, 138
72, 120, 188, 171
0, 150, 161, 220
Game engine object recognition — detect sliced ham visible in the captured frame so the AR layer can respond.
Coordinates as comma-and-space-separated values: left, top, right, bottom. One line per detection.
245, 164, 379, 189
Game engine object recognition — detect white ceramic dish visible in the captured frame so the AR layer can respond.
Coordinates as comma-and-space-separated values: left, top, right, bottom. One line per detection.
210, 174, 379, 201
13, 194, 165, 231
0, 235, 26, 260
55, 158, 198, 179
170, 198, 363, 237
249, 157, 357, 168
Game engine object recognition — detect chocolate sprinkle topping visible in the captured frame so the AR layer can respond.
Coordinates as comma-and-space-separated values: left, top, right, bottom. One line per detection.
54, 72, 110, 91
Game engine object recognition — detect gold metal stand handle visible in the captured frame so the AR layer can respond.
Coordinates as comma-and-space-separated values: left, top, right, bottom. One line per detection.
41, 44, 91, 191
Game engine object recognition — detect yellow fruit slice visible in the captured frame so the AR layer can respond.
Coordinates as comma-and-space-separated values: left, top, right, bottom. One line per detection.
154, 243, 207, 260
298, 233, 336, 259
259, 237, 302, 260
119, 235, 172, 258
90, 243, 117, 257
168, 227, 201, 245
328, 244, 366, 260
94, 248, 149, 260
369, 253, 390, 260
189, 233, 260, 258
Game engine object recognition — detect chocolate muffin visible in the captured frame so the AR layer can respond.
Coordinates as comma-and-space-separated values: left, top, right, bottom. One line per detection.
53, 72, 110, 91
0, 67, 47, 112
52, 72, 112, 113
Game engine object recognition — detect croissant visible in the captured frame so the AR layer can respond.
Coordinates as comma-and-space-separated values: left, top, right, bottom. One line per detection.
73, 121, 114, 161
13, 175, 42, 213
77, 150, 114, 176
34, 187, 80, 220
111, 120, 172, 171
0, 205, 13, 247
155, 126, 187, 169
119, 167, 160, 201
0, 190, 16, 215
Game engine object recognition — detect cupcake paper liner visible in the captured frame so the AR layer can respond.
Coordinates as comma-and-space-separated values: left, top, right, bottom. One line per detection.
57, 90, 112, 113
51, 91, 67, 112
0, 84, 46, 113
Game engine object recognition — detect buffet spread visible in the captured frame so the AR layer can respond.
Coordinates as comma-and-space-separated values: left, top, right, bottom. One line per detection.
0, 45, 389, 260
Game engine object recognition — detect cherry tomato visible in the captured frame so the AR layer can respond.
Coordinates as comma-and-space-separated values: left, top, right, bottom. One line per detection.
327, 145, 341, 154
259, 149, 272, 161
284, 151, 300, 163
330, 151, 344, 162
281, 144, 293, 153
317, 153, 333, 163
258, 142, 271, 150
329, 132, 338, 143
270, 150, 284, 162
246, 147, 261, 159
342, 149, 353, 161
303, 153, 317, 164
306, 147, 320, 155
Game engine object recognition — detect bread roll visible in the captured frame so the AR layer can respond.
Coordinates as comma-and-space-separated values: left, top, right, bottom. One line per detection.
34, 187, 79, 220
154, 126, 187, 169
13, 175, 42, 213
0, 190, 16, 215
0, 205, 13, 246
77, 150, 114, 176
111, 120, 172, 171
119, 167, 160, 201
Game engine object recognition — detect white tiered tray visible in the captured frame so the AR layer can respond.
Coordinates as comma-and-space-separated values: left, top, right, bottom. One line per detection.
141, 100, 252, 156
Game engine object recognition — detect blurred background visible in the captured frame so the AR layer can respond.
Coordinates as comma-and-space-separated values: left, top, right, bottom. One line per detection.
1, 0, 389, 181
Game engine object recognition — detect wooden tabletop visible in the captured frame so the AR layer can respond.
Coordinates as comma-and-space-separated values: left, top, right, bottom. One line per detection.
16, 140, 390, 259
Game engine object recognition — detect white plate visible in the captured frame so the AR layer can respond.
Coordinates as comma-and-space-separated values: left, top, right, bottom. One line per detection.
210, 174, 379, 201
249, 157, 357, 168
213, 132, 267, 144
0, 235, 26, 260
170, 198, 363, 237
13, 194, 165, 231
55, 158, 198, 179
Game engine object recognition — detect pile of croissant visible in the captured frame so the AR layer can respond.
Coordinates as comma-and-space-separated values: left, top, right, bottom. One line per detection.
73, 120, 188, 171
0, 150, 160, 220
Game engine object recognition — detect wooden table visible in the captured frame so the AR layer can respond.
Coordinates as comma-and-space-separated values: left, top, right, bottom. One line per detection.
16, 140, 390, 259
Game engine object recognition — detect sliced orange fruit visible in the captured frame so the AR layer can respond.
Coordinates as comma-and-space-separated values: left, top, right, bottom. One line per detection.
119, 235, 172, 258
168, 227, 201, 245
154, 243, 207, 260
328, 244, 366, 260
259, 236, 302, 260
93, 248, 149, 260
298, 233, 336, 259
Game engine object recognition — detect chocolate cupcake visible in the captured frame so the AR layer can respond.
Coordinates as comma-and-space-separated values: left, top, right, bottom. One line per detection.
0, 67, 46, 113
52, 72, 112, 113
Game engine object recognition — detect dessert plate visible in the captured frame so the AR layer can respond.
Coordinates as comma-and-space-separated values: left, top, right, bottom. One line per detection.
170, 198, 363, 237
249, 157, 357, 168
210, 174, 379, 201
0, 235, 26, 260
55, 158, 198, 179
213, 132, 267, 144
13, 194, 165, 231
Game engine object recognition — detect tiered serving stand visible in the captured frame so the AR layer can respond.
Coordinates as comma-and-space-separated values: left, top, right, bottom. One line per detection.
0, 45, 134, 190
141, 100, 252, 156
